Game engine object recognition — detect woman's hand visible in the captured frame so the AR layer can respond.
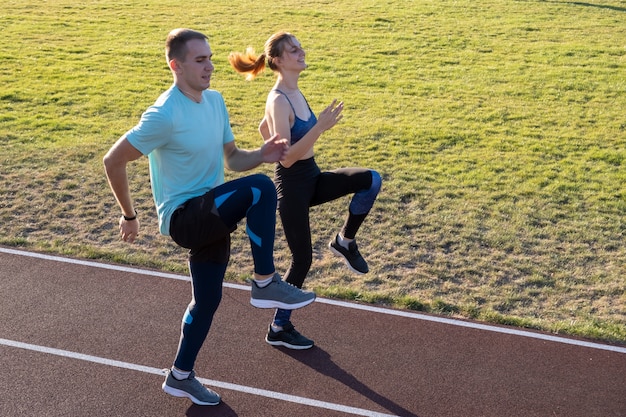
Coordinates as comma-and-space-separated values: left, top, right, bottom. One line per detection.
316, 99, 344, 133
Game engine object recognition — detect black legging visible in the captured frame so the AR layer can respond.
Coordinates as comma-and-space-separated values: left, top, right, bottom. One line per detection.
275, 157, 374, 288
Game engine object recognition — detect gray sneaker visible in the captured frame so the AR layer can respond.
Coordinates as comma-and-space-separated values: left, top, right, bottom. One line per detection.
250, 273, 316, 309
162, 370, 220, 406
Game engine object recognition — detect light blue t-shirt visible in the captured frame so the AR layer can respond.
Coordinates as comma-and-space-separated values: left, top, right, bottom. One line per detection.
125, 85, 235, 236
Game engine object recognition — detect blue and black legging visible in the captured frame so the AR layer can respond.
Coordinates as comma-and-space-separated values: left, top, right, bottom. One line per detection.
273, 157, 381, 326
169, 173, 277, 371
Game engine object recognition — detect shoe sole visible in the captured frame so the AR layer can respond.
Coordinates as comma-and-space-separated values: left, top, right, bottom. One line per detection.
250, 296, 315, 309
162, 383, 220, 406
265, 337, 314, 350
328, 244, 368, 275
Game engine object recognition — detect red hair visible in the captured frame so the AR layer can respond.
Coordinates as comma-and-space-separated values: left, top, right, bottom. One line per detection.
229, 31, 295, 80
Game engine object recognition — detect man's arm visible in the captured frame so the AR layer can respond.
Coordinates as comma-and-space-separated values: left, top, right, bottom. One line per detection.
223, 134, 288, 172
103, 137, 143, 243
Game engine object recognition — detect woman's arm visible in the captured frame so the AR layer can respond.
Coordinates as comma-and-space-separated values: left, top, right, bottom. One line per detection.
267, 95, 343, 168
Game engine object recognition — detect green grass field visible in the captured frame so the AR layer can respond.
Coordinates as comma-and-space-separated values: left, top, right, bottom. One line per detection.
1, 0, 624, 343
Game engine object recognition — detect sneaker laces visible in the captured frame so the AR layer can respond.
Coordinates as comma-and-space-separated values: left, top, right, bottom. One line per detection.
278, 279, 304, 293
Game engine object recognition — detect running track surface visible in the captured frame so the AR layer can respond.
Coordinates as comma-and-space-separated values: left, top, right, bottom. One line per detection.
1, 246, 624, 417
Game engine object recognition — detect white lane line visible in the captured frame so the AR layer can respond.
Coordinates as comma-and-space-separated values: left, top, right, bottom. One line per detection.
0, 338, 398, 417
1, 246, 625, 354
317, 298, 626, 354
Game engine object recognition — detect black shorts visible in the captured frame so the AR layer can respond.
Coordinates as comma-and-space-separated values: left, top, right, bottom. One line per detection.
169, 190, 235, 264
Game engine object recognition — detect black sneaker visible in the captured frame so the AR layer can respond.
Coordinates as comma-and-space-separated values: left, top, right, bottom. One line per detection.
265, 322, 314, 350
328, 234, 369, 274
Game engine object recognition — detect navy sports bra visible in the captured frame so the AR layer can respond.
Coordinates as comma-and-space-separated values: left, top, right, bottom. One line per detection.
274, 89, 317, 144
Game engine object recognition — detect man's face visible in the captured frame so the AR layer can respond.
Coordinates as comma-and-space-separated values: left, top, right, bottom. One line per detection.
177, 38, 214, 91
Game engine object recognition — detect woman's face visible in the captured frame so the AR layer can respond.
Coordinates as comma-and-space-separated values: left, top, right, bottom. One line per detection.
278, 37, 307, 72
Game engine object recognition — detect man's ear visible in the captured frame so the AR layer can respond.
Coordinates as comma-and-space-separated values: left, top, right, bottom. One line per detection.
169, 59, 180, 73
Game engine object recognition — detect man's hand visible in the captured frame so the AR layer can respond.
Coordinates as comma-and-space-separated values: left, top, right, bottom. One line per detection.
119, 217, 140, 243
260, 133, 289, 163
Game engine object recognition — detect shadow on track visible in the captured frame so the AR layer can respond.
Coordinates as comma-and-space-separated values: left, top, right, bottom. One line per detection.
186, 401, 238, 417
281, 346, 420, 417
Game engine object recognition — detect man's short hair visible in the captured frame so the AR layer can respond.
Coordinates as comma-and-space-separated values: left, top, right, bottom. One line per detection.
165, 28, 208, 63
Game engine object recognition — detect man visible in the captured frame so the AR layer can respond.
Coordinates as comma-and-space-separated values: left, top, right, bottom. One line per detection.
103, 28, 315, 406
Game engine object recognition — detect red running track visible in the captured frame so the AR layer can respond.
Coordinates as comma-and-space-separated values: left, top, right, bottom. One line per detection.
0, 246, 624, 417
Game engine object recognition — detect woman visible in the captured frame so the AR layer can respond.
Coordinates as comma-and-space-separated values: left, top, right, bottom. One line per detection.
229, 32, 382, 349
